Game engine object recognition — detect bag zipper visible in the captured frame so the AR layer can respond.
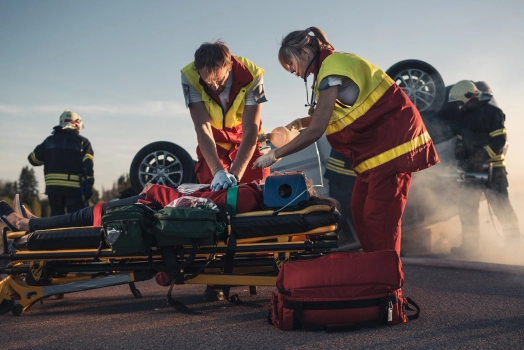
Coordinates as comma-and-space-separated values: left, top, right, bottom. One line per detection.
157, 217, 216, 224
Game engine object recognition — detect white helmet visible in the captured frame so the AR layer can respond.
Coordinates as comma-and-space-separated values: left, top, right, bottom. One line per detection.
448, 80, 480, 107
59, 110, 84, 130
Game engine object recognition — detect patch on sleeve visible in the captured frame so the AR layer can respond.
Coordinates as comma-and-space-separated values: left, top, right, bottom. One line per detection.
253, 83, 267, 103
182, 83, 191, 107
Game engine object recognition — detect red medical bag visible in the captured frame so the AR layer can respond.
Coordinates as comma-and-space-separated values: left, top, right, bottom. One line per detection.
269, 250, 419, 331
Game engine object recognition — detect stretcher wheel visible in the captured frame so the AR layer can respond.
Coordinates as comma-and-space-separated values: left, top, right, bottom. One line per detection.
249, 286, 257, 295
11, 304, 23, 316
55, 294, 65, 300
0, 299, 14, 315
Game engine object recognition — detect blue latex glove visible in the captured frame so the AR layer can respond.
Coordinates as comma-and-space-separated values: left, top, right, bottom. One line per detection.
210, 169, 238, 192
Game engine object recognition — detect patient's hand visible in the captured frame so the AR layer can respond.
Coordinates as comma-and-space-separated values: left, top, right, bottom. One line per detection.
139, 183, 155, 195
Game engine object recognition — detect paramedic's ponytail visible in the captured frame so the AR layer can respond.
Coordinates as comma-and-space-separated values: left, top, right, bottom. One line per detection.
278, 26, 334, 71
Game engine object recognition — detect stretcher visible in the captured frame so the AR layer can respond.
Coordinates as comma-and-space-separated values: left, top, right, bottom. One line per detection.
0, 201, 340, 316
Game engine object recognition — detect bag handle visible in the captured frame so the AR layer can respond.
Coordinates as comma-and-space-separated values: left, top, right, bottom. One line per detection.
405, 297, 421, 320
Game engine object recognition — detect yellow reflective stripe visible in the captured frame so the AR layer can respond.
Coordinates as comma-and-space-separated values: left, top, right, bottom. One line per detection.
326, 78, 392, 134
488, 154, 505, 162
30, 152, 44, 165
45, 180, 81, 188
490, 161, 506, 167
483, 146, 497, 158
327, 158, 345, 167
489, 128, 506, 137
456, 134, 462, 140
326, 163, 356, 176
45, 173, 80, 181
83, 154, 94, 162
354, 131, 431, 173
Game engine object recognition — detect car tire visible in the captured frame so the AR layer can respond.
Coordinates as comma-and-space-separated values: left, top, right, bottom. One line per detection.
130, 141, 196, 194
386, 59, 446, 115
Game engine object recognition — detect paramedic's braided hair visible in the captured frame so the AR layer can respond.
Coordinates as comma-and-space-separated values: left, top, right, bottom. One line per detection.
278, 27, 334, 71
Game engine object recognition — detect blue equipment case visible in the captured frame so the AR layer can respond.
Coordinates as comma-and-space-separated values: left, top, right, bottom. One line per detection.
263, 174, 309, 208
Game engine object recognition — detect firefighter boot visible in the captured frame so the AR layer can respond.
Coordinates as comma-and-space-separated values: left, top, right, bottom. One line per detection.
450, 231, 479, 258
502, 229, 522, 257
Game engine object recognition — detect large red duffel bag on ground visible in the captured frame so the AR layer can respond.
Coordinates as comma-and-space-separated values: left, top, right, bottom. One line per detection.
269, 250, 420, 331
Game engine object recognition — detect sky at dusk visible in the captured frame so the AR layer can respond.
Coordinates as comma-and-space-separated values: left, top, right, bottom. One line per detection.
1, 0, 523, 195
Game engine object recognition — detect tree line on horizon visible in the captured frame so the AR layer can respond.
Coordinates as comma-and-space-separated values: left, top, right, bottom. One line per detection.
0, 167, 132, 217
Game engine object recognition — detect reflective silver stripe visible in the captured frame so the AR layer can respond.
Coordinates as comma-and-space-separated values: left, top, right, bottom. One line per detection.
45, 173, 80, 181
489, 128, 506, 137
30, 152, 44, 165
83, 154, 94, 162
42, 274, 131, 296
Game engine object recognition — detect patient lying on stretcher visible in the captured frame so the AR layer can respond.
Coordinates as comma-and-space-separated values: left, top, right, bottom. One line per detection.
0, 183, 264, 233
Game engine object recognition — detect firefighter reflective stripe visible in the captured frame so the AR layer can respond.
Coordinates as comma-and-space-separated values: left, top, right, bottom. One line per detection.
484, 145, 497, 158
44, 181, 81, 188
44, 173, 81, 188
456, 134, 462, 140
490, 161, 506, 167
45, 174, 80, 181
326, 157, 356, 176
483, 146, 506, 167
354, 131, 432, 174
29, 152, 44, 165
489, 128, 506, 137
83, 154, 94, 162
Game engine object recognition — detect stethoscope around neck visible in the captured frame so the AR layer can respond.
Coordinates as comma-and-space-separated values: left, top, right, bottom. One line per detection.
303, 52, 320, 115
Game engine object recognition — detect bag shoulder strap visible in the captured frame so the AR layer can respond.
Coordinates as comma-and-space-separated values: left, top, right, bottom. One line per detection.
226, 186, 239, 216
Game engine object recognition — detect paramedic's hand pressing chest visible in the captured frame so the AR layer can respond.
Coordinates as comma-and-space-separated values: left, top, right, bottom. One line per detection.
211, 169, 238, 191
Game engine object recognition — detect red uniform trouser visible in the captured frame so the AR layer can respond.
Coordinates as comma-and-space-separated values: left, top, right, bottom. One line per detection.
195, 145, 269, 185
352, 172, 412, 255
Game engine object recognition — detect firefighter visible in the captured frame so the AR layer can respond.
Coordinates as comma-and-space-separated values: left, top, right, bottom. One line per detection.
28, 110, 94, 216
253, 27, 439, 256
181, 40, 270, 192
447, 80, 521, 256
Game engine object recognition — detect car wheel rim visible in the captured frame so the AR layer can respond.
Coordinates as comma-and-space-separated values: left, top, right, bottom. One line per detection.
138, 150, 184, 187
392, 68, 438, 112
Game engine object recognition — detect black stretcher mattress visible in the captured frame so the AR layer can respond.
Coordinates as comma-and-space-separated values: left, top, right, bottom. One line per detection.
13, 207, 340, 251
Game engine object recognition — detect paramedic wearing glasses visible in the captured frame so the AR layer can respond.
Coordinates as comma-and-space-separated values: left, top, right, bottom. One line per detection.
181, 40, 270, 191
254, 27, 439, 255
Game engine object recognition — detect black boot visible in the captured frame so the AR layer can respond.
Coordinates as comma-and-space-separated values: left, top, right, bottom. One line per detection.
203, 285, 225, 301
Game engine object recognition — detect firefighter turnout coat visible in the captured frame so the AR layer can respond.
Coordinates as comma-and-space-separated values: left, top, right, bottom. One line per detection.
28, 126, 94, 197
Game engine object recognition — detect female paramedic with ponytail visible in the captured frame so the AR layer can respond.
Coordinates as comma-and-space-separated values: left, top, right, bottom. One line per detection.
253, 27, 439, 256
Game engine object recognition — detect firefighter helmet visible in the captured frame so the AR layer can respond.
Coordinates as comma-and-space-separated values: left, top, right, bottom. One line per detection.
59, 110, 84, 130
448, 80, 480, 106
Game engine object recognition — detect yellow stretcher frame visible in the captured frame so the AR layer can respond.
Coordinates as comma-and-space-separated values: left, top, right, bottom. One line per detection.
0, 205, 338, 316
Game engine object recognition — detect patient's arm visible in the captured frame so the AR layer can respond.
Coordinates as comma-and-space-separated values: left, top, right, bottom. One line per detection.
139, 183, 155, 196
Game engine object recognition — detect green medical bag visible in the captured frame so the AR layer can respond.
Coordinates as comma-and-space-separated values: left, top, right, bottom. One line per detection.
152, 207, 218, 247
102, 203, 155, 254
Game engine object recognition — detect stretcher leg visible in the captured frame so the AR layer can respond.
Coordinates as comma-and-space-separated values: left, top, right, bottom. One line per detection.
0, 273, 137, 316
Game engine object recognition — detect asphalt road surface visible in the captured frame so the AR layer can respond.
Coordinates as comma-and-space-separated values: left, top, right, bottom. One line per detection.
2, 262, 524, 350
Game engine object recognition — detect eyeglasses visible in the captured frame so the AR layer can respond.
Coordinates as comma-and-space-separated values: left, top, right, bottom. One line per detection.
199, 68, 230, 89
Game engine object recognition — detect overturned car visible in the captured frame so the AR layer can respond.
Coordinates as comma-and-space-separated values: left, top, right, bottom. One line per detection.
128, 59, 499, 252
